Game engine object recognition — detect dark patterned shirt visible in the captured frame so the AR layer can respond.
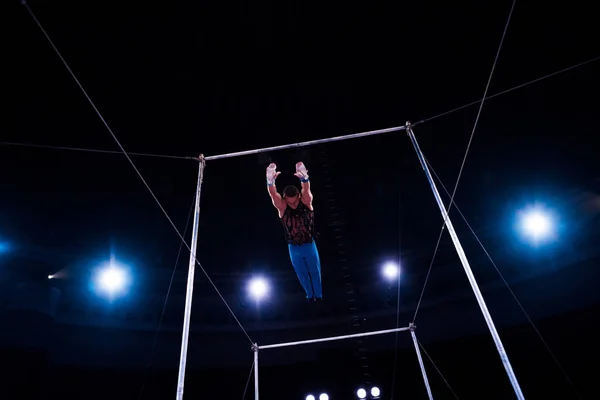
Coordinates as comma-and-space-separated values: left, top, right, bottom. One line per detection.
281, 201, 314, 245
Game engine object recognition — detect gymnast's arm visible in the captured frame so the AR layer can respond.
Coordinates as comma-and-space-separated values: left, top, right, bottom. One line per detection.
266, 163, 286, 216
295, 162, 313, 210
300, 180, 313, 210
267, 184, 286, 216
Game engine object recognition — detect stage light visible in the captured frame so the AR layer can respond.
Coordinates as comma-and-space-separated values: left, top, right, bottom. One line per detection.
306, 395, 315, 400
99, 267, 126, 291
519, 206, 554, 243
357, 388, 367, 399
94, 263, 129, 296
371, 386, 381, 398
248, 276, 269, 300
382, 261, 399, 280
48, 275, 54, 280
523, 210, 551, 237
319, 393, 329, 400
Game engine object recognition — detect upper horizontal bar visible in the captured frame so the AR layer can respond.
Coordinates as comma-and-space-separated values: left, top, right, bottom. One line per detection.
204, 125, 406, 161
258, 326, 411, 350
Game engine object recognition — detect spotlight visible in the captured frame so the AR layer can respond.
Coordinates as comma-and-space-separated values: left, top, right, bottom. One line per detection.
248, 276, 269, 301
523, 211, 551, 237
371, 386, 381, 398
94, 262, 129, 296
357, 388, 367, 399
319, 394, 329, 400
382, 261, 399, 280
306, 395, 315, 400
518, 206, 554, 243
99, 267, 126, 292
48, 275, 54, 280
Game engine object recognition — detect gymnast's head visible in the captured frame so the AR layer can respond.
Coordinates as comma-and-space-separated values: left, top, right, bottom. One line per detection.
283, 185, 300, 206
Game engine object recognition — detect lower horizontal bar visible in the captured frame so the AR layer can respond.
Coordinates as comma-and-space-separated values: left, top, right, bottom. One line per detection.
258, 326, 411, 350
204, 125, 406, 161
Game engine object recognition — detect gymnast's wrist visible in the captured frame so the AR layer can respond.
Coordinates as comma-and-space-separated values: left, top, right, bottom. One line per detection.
267, 180, 275, 186
299, 177, 309, 183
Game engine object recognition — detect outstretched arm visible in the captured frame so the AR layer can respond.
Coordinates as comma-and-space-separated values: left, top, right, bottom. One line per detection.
294, 162, 313, 210
266, 163, 285, 216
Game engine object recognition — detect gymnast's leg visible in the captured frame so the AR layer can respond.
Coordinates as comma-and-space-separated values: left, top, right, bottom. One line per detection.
289, 243, 312, 299
301, 241, 322, 299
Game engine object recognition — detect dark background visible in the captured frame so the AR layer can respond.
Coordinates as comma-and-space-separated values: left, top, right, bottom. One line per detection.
1, 0, 599, 399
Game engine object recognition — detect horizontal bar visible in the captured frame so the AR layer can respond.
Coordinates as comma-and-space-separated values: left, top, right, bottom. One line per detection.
258, 326, 411, 350
204, 125, 406, 161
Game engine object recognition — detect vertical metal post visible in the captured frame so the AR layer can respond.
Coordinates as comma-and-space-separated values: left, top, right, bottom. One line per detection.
253, 344, 259, 400
405, 123, 525, 399
175, 155, 206, 400
409, 324, 434, 400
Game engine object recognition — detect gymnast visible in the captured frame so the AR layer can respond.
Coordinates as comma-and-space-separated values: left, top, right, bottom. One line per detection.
266, 162, 323, 301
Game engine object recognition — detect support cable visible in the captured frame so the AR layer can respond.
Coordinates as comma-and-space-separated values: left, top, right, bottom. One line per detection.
424, 158, 582, 399
241, 360, 255, 400
21, 0, 253, 344
417, 339, 460, 399
0, 141, 193, 160
4, 52, 597, 163
412, 0, 516, 322
413, 55, 600, 127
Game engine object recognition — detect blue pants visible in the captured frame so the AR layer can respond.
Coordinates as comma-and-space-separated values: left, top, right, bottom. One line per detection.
288, 241, 322, 299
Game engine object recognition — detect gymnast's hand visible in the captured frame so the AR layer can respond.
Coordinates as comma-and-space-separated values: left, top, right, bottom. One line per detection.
294, 162, 309, 180
266, 163, 281, 185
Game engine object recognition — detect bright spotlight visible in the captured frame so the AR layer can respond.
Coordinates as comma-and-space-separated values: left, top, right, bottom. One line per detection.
519, 207, 554, 242
357, 388, 367, 399
95, 264, 128, 295
306, 395, 315, 400
371, 386, 381, 397
48, 275, 54, 280
319, 393, 329, 400
248, 276, 269, 300
382, 261, 399, 280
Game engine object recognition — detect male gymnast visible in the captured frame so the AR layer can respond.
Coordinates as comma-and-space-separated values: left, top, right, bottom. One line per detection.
266, 162, 322, 301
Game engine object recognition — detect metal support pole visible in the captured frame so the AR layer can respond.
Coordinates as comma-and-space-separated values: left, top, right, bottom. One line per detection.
409, 323, 434, 400
253, 344, 259, 400
175, 155, 206, 400
405, 123, 525, 399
